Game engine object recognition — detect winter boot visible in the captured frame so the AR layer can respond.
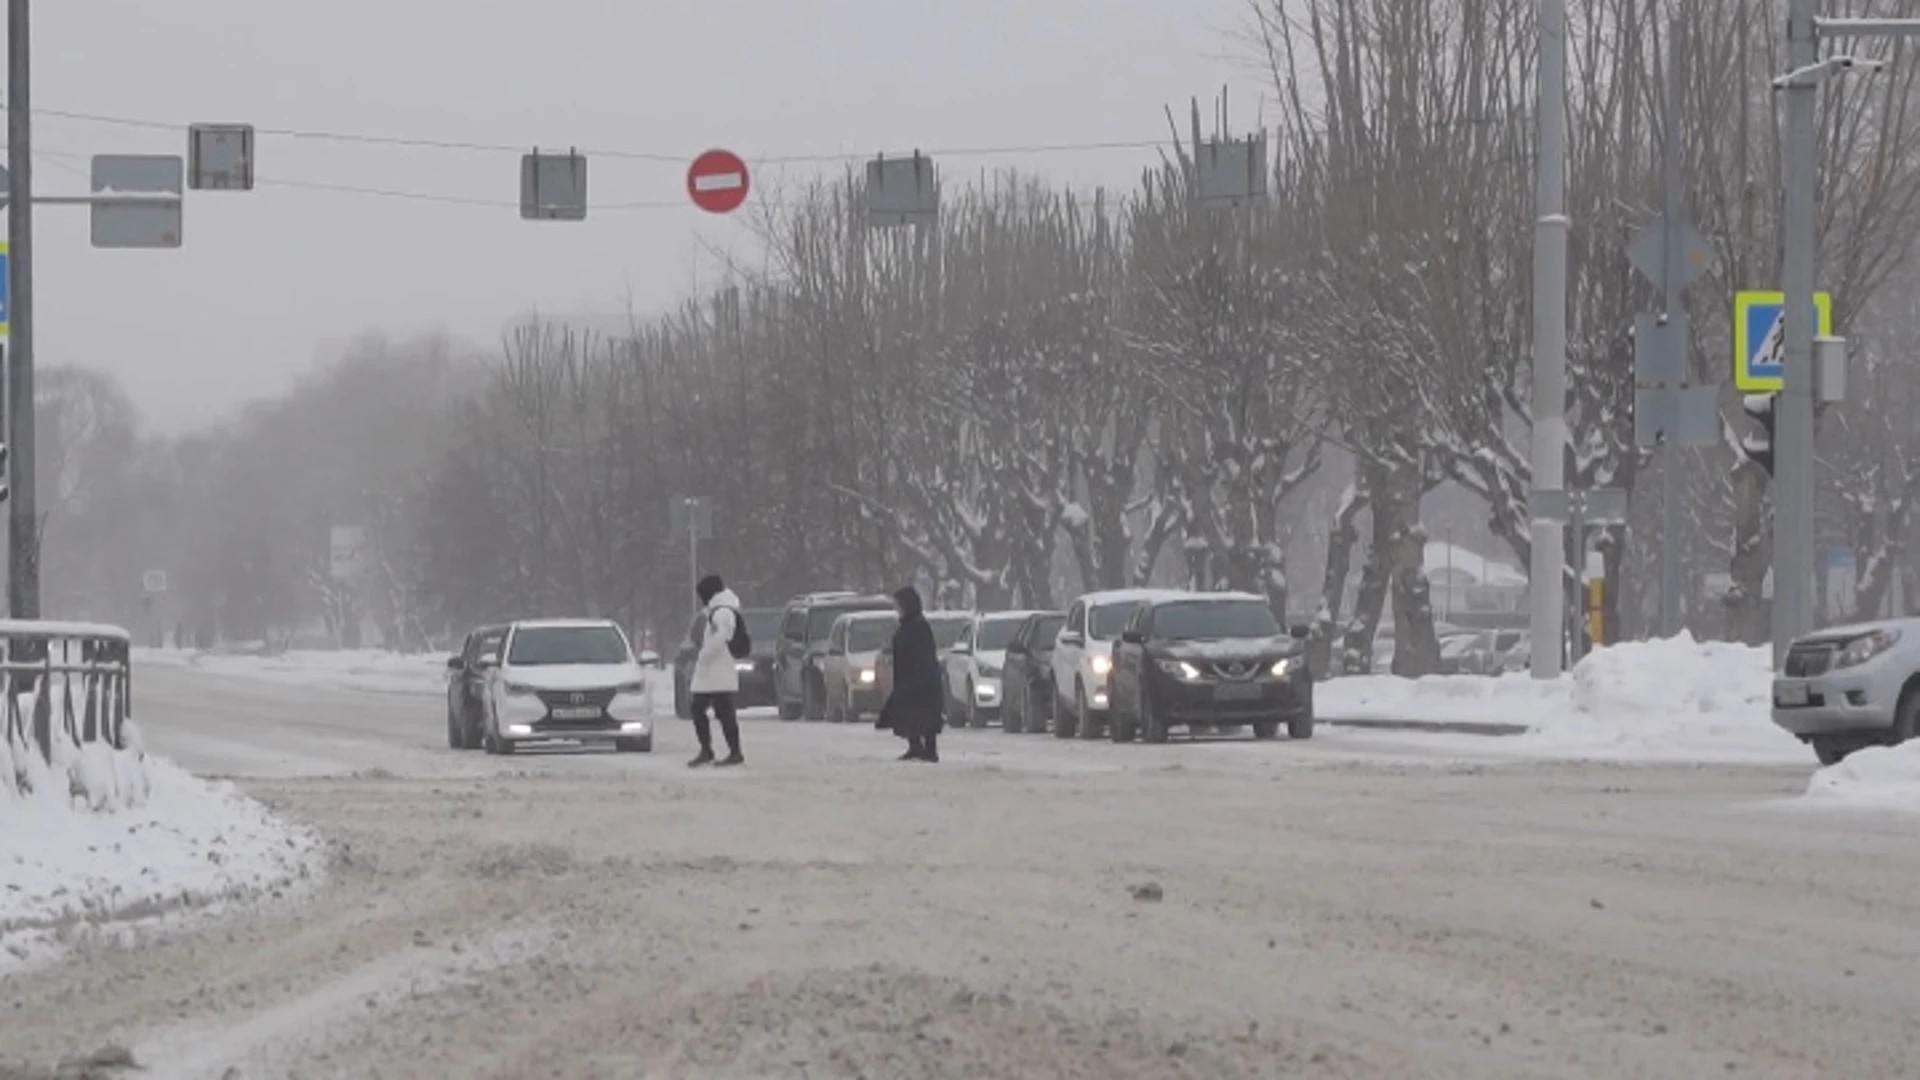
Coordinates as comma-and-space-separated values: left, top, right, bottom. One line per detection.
688, 747, 715, 768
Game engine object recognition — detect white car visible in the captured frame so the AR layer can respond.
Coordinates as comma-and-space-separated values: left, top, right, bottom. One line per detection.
482, 618, 653, 755
943, 610, 1048, 728
1772, 617, 1920, 765
1051, 589, 1194, 740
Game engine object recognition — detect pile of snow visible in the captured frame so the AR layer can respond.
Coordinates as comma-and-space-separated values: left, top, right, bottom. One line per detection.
3, 679, 322, 970
137, 646, 448, 697
1320, 633, 1804, 763
1804, 743, 1920, 811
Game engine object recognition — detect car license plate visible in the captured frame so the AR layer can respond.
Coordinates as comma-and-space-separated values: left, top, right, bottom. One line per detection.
1214, 684, 1262, 701
552, 706, 601, 720
1776, 683, 1809, 707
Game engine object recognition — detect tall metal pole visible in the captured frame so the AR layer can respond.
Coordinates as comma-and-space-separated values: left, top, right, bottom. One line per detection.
6, 0, 37, 620
1776, 0, 1819, 665
1529, 0, 1570, 678
1657, 18, 1687, 638
688, 505, 699, 611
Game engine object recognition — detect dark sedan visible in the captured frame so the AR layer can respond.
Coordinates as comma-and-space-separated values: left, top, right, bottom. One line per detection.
1000, 611, 1065, 734
674, 607, 783, 718
1106, 594, 1313, 743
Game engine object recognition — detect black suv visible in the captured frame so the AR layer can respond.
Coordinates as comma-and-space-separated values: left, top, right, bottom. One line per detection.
1000, 611, 1066, 734
445, 623, 507, 750
1105, 594, 1313, 743
673, 606, 782, 717
775, 591, 897, 720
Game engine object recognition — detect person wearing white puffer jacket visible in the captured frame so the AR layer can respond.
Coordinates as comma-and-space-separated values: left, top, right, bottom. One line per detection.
688, 573, 746, 767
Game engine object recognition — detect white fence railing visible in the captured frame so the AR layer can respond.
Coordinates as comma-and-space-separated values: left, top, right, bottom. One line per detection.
1, 620, 133, 784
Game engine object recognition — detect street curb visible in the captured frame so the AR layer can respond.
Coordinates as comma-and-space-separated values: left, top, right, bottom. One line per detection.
1324, 717, 1531, 738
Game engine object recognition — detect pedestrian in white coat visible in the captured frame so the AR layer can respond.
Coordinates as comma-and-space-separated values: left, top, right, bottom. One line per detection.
688, 573, 745, 767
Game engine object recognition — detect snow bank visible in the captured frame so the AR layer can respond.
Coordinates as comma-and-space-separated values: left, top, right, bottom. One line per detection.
2, 724, 321, 970
1804, 743, 1920, 812
1320, 633, 1804, 763
3, 668, 323, 969
137, 647, 447, 697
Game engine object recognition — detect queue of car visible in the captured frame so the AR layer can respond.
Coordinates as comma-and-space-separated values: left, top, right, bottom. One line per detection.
441, 585, 1322, 756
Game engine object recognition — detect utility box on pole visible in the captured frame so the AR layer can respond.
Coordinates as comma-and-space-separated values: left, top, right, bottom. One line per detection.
1813, 334, 1848, 403
520, 149, 588, 221
1194, 132, 1268, 209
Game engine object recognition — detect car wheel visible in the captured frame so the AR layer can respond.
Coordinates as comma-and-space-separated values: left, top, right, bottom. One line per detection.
965, 680, 984, 729
826, 685, 845, 724
778, 693, 803, 721
1890, 685, 1920, 746
1141, 689, 1169, 744
1054, 684, 1078, 738
482, 723, 515, 756
1811, 735, 1851, 766
1288, 714, 1315, 740
1035, 681, 1054, 735
804, 674, 826, 721
1078, 685, 1103, 740
614, 735, 652, 752
446, 703, 463, 749
1252, 720, 1279, 740
1109, 692, 1136, 743
1003, 684, 1025, 734
462, 706, 484, 750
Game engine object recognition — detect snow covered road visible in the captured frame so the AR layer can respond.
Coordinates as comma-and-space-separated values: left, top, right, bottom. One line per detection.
8, 664, 1920, 1078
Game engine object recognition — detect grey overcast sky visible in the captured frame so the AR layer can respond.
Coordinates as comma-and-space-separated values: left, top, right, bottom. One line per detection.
21, 0, 1263, 434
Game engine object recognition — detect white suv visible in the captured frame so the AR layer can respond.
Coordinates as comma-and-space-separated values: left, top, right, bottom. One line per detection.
1051, 589, 1192, 740
1772, 617, 1920, 765
484, 618, 653, 755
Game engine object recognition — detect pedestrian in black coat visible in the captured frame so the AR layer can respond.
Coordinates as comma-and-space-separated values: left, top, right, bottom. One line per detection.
879, 585, 944, 762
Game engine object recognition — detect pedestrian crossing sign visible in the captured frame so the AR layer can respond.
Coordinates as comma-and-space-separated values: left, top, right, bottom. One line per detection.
1733, 289, 1832, 392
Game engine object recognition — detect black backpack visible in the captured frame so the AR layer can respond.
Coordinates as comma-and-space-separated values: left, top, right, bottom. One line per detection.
719, 607, 752, 660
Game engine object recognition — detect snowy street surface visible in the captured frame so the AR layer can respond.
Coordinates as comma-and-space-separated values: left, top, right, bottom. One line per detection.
9, 661, 1920, 1078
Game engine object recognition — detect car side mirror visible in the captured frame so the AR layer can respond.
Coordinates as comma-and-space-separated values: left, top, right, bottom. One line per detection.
951, 641, 972, 655
477, 653, 499, 668
1120, 631, 1145, 645
1289, 624, 1311, 640
447, 655, 464, 671
1058, 631, 1084, 647
1007, 644, 1026, 656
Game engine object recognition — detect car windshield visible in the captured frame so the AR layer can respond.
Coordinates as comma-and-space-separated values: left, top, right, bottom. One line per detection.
1090, 601, 1146, 639
1029, 615, 1065, 647
507, 625, 631, 665
930, 618, 971, 649
1149, 600, 1280, 641
847, 618, 897, 652
976, 618, 1024, 651
808, 605, 883, 642
744, 610, 781, 643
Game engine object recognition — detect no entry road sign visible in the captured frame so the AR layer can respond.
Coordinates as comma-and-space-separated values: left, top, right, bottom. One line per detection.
687, 149, 750, 214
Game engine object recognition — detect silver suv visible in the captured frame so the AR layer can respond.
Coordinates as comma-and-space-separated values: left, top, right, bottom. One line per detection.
1772, 617, 1920, 764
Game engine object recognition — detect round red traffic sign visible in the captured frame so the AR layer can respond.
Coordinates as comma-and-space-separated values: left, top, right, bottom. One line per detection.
687, 149, 750, 214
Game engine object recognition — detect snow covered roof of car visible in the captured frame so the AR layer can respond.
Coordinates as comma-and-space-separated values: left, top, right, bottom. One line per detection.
509, 618, 622, 630
1076, 588, 1219, 605
977, 609, 1055, 622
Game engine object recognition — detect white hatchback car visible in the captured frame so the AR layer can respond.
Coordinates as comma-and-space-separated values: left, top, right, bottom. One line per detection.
483, 618, 653, 755
943, 610, 1048, 728
1050, 589, 1194, 740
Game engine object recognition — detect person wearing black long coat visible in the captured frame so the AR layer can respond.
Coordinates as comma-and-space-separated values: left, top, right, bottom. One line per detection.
879, 585, 944, 762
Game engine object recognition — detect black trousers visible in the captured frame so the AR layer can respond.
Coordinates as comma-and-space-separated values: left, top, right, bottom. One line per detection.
690, 693, 741, 753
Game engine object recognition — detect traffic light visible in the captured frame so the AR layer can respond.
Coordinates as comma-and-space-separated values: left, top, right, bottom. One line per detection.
1741, 393, 1776, 477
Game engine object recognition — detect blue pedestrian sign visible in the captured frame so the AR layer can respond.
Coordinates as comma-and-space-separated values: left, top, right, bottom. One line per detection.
1733, 289, 1832, 392
0, 239, 10, 336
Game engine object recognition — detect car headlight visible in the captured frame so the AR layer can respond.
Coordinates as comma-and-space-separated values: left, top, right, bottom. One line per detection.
1269, 656, 1304, 677
504, 682, 536, 697
734, 660, 755, 672
1157, 659, 1201, 680
858, 668, 876, 684
1835, 629, 1901, 669
1089, 654, 1112, 676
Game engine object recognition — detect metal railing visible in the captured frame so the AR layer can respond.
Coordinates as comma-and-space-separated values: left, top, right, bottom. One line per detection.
0, 620, 132, 775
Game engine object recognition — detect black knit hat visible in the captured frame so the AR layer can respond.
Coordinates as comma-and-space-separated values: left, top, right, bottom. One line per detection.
696, 574, 725, 605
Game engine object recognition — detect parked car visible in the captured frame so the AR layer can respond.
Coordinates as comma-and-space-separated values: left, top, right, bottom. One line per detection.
775, 591, 898, 720
444, 623, 507, 750
1437, 630, 1518, 676
1001, 611, 1066, 734
822, 610, 899, 723
1106, 593, 1313, 743
673, 606, 782, 718
874, 610, 974, 706
475, 618, 653, 755
1772, 617, 1920, 765
1051, 589, 1193, 740
940, 610, 1045, 728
